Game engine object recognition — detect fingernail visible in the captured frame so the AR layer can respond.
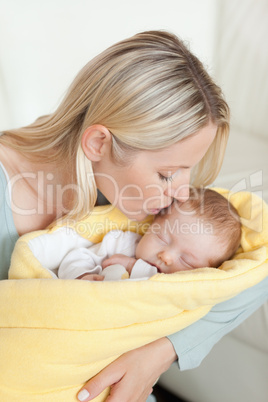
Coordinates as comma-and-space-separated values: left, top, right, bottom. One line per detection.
78, 389, 90, 401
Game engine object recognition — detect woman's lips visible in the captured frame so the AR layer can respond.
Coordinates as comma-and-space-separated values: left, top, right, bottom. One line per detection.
148, 204, 171, 215
148, 208, 162, 215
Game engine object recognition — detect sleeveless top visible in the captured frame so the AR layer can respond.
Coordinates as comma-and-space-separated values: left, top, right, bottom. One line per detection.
0, 154, 107, 280
0, 162, 19, 279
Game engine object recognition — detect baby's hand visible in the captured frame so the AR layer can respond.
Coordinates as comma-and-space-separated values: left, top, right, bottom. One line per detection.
102, 254, 137, 274
77, 273, 104, 281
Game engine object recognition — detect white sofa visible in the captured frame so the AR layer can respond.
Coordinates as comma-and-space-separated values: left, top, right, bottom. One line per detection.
159, 1, 268, 401
0, 1, 267, 401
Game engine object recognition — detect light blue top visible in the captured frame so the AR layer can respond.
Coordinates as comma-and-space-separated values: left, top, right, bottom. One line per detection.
168, 276, 268, 370
0, 163, 19, 279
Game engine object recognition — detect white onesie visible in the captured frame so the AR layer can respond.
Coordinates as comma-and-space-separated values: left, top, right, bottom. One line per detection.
28, 227, 157, 281
58, 230, 157, 281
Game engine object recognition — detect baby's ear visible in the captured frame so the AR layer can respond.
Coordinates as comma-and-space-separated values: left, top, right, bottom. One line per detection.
81, 125, 112, 161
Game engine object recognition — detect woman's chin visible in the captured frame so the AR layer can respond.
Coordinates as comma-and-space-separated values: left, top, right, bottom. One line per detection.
123, 211, 150, 222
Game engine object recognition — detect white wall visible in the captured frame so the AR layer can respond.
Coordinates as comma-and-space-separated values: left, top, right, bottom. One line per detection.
0, 0, 217, 129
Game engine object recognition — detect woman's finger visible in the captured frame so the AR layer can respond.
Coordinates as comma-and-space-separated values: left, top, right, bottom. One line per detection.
77, 363, 124, 401
77, 338, 177, 402
106, 376, 154, 402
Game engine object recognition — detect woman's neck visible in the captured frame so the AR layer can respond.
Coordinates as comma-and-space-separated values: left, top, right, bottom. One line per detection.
0, 143, 75, 234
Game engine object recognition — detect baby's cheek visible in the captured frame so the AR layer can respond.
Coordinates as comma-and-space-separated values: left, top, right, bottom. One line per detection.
135, 241, 143, 259
136, 236, 151, 259
141, 236, 159, 259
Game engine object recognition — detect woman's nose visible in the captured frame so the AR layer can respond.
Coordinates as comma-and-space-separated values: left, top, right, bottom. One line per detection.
163, 170, 191, 202
173, 184, 190, 202
157, 251, 173, 266
164, 183, 190, 202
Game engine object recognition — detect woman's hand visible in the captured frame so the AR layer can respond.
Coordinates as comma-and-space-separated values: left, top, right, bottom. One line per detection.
77, 337, 177, 402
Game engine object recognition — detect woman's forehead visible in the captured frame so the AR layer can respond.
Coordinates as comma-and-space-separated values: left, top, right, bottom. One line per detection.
134, 143, 193, 168
134, 124, 217, 168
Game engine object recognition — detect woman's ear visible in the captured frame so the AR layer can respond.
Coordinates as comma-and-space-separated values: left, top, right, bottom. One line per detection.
81, 125, 112, 161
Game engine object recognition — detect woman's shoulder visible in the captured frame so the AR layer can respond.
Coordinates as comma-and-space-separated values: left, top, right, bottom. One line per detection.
0, 161, 9, 201
0, 161, 19, 279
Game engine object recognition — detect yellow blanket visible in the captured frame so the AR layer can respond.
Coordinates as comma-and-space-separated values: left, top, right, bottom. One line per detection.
1, 189, 267, 401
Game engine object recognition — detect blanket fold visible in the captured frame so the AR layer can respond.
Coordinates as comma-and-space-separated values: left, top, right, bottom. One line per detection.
0, 189, 267, 401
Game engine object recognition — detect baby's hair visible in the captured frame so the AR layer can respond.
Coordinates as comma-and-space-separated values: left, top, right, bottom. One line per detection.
176, 188, 241, 267
1, 31, 230, 222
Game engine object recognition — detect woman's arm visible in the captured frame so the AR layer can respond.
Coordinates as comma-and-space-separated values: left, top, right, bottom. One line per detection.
77, 337, 177, 402
169, 276, 268, 370
77, 277, 268, 401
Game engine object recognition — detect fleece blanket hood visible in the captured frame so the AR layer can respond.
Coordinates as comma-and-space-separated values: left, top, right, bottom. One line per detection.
0, 189, 267, 401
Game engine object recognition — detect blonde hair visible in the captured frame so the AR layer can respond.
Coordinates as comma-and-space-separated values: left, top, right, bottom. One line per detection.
0, 30, 230, 222
178, 188, 241, 266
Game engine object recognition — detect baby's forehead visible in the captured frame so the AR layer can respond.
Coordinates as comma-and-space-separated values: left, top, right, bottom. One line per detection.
152, 203, 217, 237
156, 202, 199, 221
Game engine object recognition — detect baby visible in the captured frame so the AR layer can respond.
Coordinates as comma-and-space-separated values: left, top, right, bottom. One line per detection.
58, 188, 241, 281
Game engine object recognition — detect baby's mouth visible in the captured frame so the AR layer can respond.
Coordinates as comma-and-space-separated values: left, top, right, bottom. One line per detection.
148, 261, 162, 273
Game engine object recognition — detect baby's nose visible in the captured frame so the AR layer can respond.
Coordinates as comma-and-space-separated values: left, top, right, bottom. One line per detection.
157, 251, 173, 266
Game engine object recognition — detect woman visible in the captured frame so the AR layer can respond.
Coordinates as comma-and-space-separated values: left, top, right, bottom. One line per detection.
0, 31, 266, 402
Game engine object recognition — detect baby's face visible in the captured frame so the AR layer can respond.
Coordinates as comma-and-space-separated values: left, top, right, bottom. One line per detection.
136, 203, 223, 273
